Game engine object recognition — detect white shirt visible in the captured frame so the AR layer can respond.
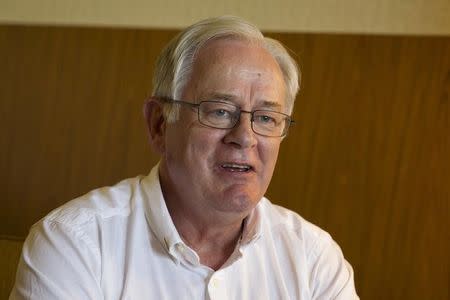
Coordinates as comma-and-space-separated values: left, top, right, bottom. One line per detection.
10, 165, 358, 300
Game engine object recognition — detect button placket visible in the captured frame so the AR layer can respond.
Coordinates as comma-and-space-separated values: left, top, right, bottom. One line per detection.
207, 271, 228, 300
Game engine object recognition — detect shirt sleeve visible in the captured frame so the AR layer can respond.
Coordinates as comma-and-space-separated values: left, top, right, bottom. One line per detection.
310, 238, 359, 300
9, 220, 103, 300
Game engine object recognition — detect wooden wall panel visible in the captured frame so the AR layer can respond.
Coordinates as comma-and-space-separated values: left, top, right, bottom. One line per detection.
0, 25, 448, 299
266, 33, 449, 299
0, 26, 168, 238
0, 239, 23, 299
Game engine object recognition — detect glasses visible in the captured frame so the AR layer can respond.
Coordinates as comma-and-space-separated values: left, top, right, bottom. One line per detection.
161, 98, 294, 137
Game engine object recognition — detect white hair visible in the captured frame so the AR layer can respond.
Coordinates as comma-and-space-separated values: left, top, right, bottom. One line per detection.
152, 15, 300, 121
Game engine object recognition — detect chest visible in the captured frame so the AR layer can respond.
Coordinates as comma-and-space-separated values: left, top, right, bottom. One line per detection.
99, 237, 311, 300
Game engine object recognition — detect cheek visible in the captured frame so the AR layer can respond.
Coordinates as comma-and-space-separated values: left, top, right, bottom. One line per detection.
176, 126, 224, 162
163, 124, 192, 164
192, 130, 225, 158
260, 140, 281, 171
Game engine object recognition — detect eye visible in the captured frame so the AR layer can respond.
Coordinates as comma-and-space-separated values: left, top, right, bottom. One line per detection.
201, 101, 236, 119
199, 101, 239, 127
212, 109, 230, 118
254, 114, 276, 125
205, 108, 233, 120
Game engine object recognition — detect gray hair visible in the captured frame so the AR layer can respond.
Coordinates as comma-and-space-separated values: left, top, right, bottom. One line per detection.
152, 15, 300, 121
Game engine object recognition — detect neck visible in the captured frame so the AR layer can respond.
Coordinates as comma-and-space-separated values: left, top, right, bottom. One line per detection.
166, 194, 245, 270
159, 167, 246, 270
178, 212, 244, 269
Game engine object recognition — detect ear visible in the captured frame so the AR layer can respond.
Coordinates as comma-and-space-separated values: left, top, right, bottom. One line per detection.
143, 98, 166, 155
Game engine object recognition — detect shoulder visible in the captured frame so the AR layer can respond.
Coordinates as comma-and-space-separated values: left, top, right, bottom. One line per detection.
257, 198, 359, 299
258, 198, 332, 242
258, 198, 335, 258
9, 177, 148, 300
34, 175, 145, 234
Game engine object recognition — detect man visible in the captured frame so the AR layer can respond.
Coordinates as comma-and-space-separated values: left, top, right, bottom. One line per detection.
11, 16, 358, 299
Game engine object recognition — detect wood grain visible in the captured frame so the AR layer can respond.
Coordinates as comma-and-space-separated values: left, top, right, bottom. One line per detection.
0, 239, 23, 299
0, 25, 448, 299
266, 33, 449, 299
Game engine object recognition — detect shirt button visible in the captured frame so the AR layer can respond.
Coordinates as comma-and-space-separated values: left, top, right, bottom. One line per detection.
210, 275, 222, 288
176, 244, 185, 253
211, 278, 218, 288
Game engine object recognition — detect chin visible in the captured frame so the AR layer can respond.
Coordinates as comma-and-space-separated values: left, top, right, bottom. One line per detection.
218, 191, 260, 214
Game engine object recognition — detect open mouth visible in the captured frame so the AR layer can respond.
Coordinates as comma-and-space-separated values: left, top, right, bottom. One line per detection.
220, 163, 253, 172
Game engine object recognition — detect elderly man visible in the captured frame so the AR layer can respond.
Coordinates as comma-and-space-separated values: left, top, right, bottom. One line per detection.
11, 16, 358, 299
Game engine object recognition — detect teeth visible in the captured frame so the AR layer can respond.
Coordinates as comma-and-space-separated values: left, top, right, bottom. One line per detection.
221, 163, 251, 171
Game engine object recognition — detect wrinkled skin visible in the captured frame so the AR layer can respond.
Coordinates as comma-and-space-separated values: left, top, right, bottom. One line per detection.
148, 38, 287, 228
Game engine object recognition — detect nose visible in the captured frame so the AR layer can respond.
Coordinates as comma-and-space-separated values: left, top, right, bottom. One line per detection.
222, 111, 257, 148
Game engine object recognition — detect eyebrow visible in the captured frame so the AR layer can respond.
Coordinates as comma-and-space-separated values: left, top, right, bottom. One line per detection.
203, 92, 234, 101
203, 93, 282, 109
260, 100, 282, 109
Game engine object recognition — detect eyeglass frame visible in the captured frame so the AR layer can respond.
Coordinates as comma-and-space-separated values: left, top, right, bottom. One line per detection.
157, 97, 295, 137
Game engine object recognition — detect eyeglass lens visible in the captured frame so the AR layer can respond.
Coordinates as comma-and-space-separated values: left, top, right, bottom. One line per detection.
198, 101, 289, 137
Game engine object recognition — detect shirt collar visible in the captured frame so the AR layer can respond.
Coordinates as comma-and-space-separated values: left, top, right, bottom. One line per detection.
240, 205, 262, 245
141, 163, 184, 262
141, 163, 263, 260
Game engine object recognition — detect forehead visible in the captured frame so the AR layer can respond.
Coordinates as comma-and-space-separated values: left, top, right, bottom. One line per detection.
193, 38, 280, 77
183, 38, 286, 109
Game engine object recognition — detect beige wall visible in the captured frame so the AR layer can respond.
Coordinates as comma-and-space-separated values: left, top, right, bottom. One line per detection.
0, 0, 449, 35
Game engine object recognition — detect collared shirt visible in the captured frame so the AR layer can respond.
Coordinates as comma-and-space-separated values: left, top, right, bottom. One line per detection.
10, 165, 359, 300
